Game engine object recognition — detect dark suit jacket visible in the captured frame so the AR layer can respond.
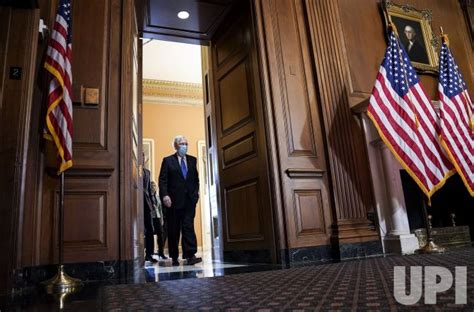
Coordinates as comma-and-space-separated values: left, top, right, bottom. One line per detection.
143, 168, 154, 214
143, 168, 155, 231
404, 39, 429, 64
158, 153, 199, 210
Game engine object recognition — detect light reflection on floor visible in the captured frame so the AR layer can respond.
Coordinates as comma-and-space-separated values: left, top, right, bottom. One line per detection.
143, 250, 247, 282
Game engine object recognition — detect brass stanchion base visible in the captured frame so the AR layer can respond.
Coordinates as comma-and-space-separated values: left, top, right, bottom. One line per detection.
415, 241, 445, 254
42, 265, 83, 294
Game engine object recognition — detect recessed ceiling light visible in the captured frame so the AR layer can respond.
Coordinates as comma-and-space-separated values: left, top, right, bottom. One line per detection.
177, 11, 190, 20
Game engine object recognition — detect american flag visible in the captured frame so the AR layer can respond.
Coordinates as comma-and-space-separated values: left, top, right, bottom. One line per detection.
44, 0, 73, 173
368, 30, 454, 199
438, 38, 474, 196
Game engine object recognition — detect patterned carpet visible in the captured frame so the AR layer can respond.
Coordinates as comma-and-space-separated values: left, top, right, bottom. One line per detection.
101, 248, 474, 311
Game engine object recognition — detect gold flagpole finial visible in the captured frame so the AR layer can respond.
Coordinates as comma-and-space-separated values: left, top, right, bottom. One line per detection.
440, 26, 449, 45
388, 21, 399, 37
383, 0, 398, 37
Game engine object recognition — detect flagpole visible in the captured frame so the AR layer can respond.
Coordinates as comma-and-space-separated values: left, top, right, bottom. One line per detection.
416, 195, 445, 254
59, 172, 64, 266
42, 172, 82, 294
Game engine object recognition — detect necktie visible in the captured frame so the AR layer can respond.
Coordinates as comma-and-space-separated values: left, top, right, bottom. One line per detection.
180, 157, 187, 179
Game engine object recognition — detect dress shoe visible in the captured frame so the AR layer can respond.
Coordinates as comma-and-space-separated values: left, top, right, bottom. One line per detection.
186, 256, 202, 265
145, 256, 158, 263
172, 259, 180, 266
158, 253, 168, 260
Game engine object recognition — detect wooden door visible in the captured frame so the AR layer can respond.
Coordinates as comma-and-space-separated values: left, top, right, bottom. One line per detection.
0, 6, 39, 295
211, 0, 276, 263
129, 0, 143, 263
201, 45, 221, 261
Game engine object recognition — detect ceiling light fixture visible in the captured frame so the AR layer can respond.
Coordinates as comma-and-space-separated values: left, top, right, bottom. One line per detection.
177, 11, 190, 20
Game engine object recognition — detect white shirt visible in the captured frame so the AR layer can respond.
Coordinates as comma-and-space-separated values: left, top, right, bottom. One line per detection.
177, 154, 187, 171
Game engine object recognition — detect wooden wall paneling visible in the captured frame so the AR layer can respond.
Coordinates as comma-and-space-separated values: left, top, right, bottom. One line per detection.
39, 175, 55, 263
40, 0, 122, 264
254, 0, 333, 250
460, 0, 474, 46
63, 193, 107, 248
0, 9, 8, 106
59, 172, 114, 261
0, 7, 39, 295
305, 0, 378, 244
0, 6, 13, 296
337, 0, 384, 107
21, 0, 66, 270
120, 0, 133, 262
119, 0, 143, 262
23, 2, 63, 268
21, 32, 51, 269
72, 0, 108, 148
338, 0, 474, 108
294, 190, 325, 236
37, 0, 58, 29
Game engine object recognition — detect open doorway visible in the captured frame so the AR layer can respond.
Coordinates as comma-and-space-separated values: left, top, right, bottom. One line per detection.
141, 39, 219, 273
135, 0, 278, 275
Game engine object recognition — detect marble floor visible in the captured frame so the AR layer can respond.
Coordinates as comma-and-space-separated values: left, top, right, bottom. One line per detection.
0, 250, 279, 311
143, 249, 248, 282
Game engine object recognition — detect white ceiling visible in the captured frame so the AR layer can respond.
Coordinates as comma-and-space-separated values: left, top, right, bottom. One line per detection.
142, 39, 203, 84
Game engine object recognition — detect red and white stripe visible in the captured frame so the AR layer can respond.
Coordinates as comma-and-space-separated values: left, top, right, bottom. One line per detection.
45, 8, 73, 173
368, 67, 454, 198
439, 88, 474, 195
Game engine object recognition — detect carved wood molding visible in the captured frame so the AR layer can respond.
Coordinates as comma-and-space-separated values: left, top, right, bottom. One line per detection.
254, 0, 335, 250
305, 0, 372, 221
142, 79, 203, 106
46, 167, 114, 177
285, 168, 324, 179
65, 167, 115, 177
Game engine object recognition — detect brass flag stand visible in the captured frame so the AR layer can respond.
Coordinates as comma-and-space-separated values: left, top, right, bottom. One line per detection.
42, 172, 83, 294
416, 197, 445, 254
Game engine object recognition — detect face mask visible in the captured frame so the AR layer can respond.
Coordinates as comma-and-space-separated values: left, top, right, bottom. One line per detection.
178, 145, 188, 156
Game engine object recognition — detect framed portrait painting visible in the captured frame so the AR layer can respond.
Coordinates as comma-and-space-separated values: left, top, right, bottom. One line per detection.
383, 1, 439, 73
142, 138, 155, 180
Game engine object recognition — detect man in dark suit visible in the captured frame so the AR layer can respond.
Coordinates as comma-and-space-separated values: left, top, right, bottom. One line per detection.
159, 135, 202, 266
143, 166, 158, 263
402, 25, 429, 64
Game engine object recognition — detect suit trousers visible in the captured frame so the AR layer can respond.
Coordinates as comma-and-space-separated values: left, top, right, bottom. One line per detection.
152, 217, 167, 255
166, 198, 198, 260
144, 210, 154, 258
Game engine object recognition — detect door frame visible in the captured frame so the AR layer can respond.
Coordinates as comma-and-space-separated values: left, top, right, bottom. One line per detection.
133, 0, 287, 265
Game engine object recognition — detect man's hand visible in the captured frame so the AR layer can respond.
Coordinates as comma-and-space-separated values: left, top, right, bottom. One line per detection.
163, 195, 172, 208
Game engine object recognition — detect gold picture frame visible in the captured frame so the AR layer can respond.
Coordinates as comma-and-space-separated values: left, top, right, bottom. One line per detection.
142, 138, 155, 181
382, 1, 440, 73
